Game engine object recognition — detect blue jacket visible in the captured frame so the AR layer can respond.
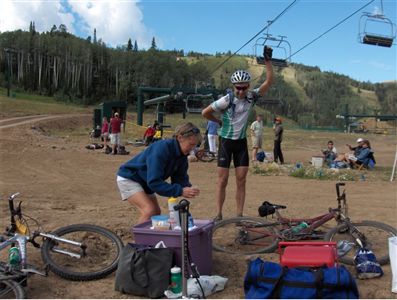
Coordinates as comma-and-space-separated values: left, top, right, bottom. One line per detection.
356, 147, 371, 165
117, 139, 191, 197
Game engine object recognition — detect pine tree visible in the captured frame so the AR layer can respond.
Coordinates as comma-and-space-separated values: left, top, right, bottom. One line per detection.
151, 37, 157, 50
127, 38, 133, 51
50, 25, 57, 34
134, 40, 138, 52
93, 28, 97, 44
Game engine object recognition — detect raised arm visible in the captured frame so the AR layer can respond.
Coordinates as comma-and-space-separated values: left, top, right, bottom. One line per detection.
258, 46, 274, 96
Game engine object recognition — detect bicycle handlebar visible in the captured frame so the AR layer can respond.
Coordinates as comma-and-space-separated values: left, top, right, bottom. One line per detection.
336, 182, 345, 198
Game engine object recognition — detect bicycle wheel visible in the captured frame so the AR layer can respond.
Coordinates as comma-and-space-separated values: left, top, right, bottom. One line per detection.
0, 280, 26, 299
324, 220, 397, 265
41, 224, 124, 281
195, 149, 216, 162
212, 217, 280, 255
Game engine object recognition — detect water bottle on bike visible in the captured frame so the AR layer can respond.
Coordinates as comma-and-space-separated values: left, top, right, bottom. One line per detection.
291, 222, 308, 234
8, 246, 21, 266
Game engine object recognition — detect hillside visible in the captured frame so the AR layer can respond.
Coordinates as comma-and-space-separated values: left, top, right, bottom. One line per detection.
0, 29, 396, 128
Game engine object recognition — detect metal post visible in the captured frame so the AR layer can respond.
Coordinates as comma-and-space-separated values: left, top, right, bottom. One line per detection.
174, 199, 190, 299
137, 87, 143, 126
390, 145, 397, 182
180, 209, 188, 298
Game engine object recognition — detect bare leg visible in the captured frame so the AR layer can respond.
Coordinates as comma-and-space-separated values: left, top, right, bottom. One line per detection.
127, 192, 160, 224
252, 147, 258, 161
235, 166, 249, 216
216, 167, 229, 218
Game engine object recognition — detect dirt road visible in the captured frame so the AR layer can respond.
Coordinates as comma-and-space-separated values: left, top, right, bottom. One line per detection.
0, 114, 396, 298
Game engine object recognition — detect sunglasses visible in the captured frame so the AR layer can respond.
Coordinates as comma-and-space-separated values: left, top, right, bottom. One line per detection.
181, 127, 200, 136
235, 86, 249, 91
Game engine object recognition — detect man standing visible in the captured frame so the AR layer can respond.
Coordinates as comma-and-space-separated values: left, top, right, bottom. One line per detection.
207, 120, 219, 154
250, 114, 264, 161
202, 46, 274, 221
110, 112, 122, 155
273, 117, 284, 164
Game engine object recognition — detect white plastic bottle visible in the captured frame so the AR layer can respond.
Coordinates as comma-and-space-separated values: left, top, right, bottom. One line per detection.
168, 197, 180, 229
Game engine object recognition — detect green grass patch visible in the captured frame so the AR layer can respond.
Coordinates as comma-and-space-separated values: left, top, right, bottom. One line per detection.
289, 165, 357, 181
0, 87, 91, 117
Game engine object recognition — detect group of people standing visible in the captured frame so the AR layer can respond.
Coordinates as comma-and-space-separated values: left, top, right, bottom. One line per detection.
249, 114, 284, 164
101, 112, 122, 155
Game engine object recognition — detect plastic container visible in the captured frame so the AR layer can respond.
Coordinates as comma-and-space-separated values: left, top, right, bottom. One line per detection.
133, 219, 214, 275
279, 242, 337, 268
170, 266, 182, 294
151, 215, 170, 230
311, 156, 324, 168
389, 237, 397, 293
168, 197, 180, 228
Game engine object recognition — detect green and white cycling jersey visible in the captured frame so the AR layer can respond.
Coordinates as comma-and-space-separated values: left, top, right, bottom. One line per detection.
211, 88, 259, 140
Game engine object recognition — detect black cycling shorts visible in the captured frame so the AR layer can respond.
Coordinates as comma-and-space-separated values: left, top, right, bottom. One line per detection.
218, 137, 249, 168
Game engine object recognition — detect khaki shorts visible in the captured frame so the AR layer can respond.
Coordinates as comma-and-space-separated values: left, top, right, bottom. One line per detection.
251, 135, 263, 149
110, 133, 120, 145
117, 176, 156, 201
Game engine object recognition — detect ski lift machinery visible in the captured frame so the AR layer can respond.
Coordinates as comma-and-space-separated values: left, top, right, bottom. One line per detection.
254, 33, 292, 68
358, 0, 396, 47
184, 93, 214, 114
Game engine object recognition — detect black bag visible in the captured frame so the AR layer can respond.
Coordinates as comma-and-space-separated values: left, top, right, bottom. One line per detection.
115, 243, 174, 298
258, 201, 276, 217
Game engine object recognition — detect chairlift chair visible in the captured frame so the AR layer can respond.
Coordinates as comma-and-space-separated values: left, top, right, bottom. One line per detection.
358, 12, 396, 47
254, 34, 291, 68
184, 94, 214, 114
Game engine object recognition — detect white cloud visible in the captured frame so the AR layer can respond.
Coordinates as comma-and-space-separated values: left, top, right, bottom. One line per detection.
0, 0, 154, 49
0, 0, 74, 33
69, 0, 154, 48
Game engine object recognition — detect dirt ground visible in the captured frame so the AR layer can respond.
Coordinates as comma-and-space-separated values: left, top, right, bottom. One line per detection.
0, 114, 396, 299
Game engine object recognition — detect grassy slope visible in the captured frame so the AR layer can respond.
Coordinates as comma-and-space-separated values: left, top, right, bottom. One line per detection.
0, 88, 90, 118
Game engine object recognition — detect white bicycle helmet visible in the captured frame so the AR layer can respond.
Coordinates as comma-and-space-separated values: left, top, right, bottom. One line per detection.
230, 70, 251, 84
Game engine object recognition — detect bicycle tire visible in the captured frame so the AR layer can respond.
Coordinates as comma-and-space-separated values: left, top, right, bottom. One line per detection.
0, 280, 26, 299
195, 149, 216, 162
41, 224, 124, 281
212, 217, 280, 255
324, 220, 397, 265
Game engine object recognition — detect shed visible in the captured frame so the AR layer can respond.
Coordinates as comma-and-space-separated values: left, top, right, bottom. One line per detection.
93, 101, 128, 129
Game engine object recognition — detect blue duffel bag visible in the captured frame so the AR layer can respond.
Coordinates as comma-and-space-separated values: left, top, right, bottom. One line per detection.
244, 258, 359, 299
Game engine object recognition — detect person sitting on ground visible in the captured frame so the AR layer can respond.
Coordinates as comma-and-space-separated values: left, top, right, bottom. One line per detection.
346, 138, 364, 156
116, 122, 202, 224
321, 140, 338, 166
143, 124, 155, 146
152, 124, 162, 142
333, 139, 374, 169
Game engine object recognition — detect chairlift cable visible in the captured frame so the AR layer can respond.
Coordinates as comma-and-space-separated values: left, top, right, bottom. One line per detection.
287, 0, 376, 60
210, 0, 299, 75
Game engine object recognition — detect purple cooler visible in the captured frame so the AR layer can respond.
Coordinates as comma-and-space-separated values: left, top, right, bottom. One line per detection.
132, 219, 214, 275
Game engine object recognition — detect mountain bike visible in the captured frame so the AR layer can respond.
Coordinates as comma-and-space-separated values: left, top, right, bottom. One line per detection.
0, 192, 124, 298
212, 183, 397, 265
195, 148, 216, 162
